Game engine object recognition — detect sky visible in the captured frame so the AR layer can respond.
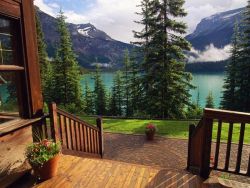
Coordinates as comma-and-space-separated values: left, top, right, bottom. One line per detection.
34, 0, 247, 43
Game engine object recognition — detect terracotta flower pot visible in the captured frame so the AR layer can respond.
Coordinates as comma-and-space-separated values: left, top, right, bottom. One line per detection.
145, 131, 155, 140
34, 154, 60, 180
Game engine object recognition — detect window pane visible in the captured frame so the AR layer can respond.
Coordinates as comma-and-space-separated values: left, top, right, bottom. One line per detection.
0, 72, 19, 113
0, 16, 16, 65
2, 50, 14, 65
0, 34, 12, 49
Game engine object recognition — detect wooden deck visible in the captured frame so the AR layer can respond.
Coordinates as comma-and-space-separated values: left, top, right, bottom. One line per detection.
29, 155, 202, 188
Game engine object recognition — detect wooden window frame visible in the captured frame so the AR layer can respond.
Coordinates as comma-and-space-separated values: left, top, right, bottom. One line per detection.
0, 0, 44, 133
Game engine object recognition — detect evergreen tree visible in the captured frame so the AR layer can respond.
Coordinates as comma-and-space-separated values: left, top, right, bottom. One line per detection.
35, 11, 54, 102
122, 49, 132, 116
84, 81, 95, 114
93, 66, 106, 115
134, 0, 193, 118
235, 2, 250, 112
206, 91, 215, 108
128, 50, 144, 116
109, 71, 123, 116
53, 10, 83, 109
221, 21, 241, 110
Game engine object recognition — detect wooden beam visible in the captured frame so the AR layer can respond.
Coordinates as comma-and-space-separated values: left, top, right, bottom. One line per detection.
0, 0, 20, 18
0, 65, 24, 71
20, 0, 43, 117
204, 108, 250, 123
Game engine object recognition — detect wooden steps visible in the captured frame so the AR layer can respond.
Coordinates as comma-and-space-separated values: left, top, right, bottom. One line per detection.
12, 154, 203, 188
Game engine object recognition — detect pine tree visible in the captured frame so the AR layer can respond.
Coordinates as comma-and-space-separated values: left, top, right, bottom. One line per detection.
128, 50, 143, 116
134, 0, 193, 118
93, 66, 107, 115
35, 10, 54, 103
235, 2, 250, 112
122, 49, 132, 116
84, 81, 95, 115
53, 10, 83, 110
221, 21, 241, 110
206, 91, 215, 108
109, 71, 123, 116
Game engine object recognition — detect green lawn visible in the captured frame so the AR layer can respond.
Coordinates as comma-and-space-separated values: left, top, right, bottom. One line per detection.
81, 116, 250, 144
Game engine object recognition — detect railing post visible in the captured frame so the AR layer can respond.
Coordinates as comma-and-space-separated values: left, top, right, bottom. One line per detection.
247, 154, 250, 176
200, 117, 213, 179
187, 124, 196, 170
97, 117, 104, 158
49, 103, 59, 142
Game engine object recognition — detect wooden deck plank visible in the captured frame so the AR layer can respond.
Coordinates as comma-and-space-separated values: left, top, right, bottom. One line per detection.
27, 155, 202, 188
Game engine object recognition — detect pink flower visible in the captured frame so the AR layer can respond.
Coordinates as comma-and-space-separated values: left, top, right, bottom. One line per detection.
41, 139, 50, 147
146, 124, 155, 130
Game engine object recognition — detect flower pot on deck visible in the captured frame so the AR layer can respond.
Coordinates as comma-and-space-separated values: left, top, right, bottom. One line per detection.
145, 131, 155, 140
34, 154, 60, 180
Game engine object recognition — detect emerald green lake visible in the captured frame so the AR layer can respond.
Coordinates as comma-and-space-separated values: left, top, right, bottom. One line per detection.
81, 72, 225, 108
0, 72, 225, 108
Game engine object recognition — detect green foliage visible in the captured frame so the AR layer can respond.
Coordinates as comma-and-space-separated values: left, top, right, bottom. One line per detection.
93, 66, 107, 115
134, 0, 193, 118
81, 116, 250, 144
234, 2, 250, 112
35, 11, 53, 103
221, 2, 250, 113
25, 139, 61, 167
186, 102, 203, 119
221, 21, 241, 110
52, 10, 83, 109
206, 91, 215, 108
84, 81, 95, 114
109, 71, 123, 116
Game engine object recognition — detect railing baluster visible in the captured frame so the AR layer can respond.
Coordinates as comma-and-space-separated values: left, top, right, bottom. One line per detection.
59, 115, 66, 147
65, 117, 70, 149
86, 126, 90, 153
73, 120, 78, 151
247, 154, 250, 176
214, 120, 222, 169
91, 129, 95, 153
235, 123, 245, 173
83, 124, 87, 152
224, 122, 233, 171
58, 115, 63, 142
70, 120, 74, 150
76, 122, 81, 151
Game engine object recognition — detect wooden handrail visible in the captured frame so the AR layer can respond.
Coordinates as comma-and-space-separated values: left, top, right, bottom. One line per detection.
48, 103, 103, 158
188, 108, 250, 179
56, 108, 99, 131
204, 108, 250, 123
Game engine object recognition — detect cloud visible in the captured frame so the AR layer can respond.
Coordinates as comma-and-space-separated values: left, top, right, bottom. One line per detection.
34, 0, 58, 17
188, 44, 231, 63
35, 0, 247, 43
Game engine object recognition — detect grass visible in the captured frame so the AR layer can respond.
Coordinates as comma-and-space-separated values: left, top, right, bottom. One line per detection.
81, 116, 250, 144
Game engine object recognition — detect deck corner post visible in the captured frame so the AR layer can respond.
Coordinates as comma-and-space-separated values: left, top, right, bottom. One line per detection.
187, 124, 196, 171
200, 117, 213, 179
49, 102, 59, 142
97, 117, 104, 158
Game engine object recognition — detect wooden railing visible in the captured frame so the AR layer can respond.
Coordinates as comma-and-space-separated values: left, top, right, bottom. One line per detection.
41, 103, 104, 158
187, 108, 250, 179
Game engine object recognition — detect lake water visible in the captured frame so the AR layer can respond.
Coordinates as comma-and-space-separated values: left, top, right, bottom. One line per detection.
81, 72, 225, 108
0, 72, 225, 108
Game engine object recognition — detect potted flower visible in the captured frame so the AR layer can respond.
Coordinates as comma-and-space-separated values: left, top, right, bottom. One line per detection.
145, 123, 156, 140
25, 139, 61, 180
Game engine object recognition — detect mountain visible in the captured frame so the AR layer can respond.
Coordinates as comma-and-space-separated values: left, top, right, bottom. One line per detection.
186, 8, 244, 51
37, 8, 134, 69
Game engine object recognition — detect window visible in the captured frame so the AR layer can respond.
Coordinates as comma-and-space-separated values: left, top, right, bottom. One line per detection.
0, 15, 25, 123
